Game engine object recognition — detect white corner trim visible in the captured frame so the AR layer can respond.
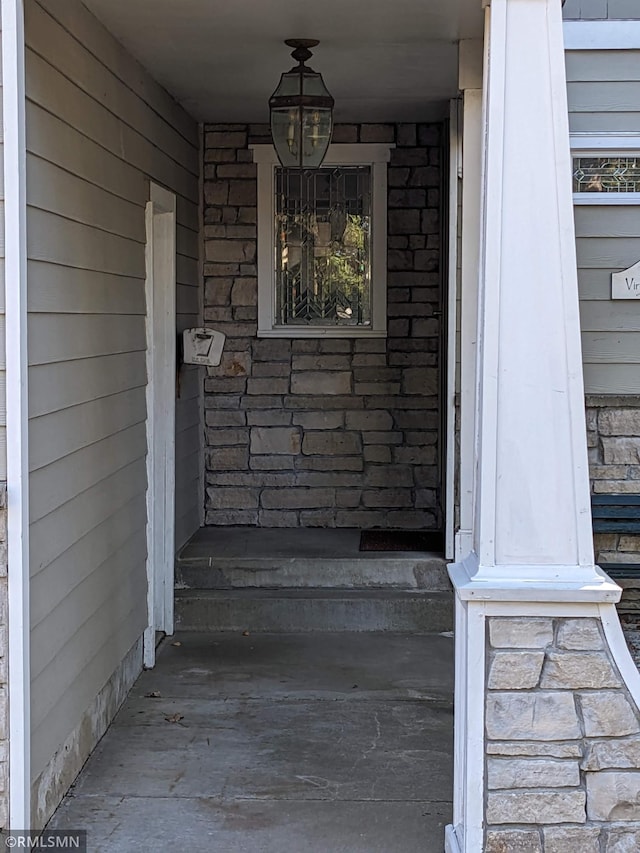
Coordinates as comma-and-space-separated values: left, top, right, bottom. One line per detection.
3, 0, 30, 830
564, 21, 640, 51
599, 602, 640, 709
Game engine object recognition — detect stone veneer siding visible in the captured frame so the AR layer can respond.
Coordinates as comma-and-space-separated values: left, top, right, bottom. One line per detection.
587, 396, 640, 568
202, 123, 443, 528
485, 616, 640, 852
0, 486, 7, 828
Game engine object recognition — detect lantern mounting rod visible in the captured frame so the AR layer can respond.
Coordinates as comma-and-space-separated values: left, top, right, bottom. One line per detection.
284, 39, 319, 64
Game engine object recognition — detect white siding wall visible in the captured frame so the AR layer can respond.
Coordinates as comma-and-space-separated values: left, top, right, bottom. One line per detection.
0, 14, 5, 479
566, 48, 640, 393
25, 0, 200, 802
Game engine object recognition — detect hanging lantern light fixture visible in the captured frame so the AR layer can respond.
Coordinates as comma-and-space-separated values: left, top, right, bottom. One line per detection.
269, 39, 334, 169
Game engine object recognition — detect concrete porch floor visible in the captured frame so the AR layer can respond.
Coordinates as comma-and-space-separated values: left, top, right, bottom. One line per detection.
49, 631, 454, 852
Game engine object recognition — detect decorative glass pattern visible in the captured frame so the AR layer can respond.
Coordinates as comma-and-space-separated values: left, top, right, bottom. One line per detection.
573, 157, 640, 193
275, 166, 371, 327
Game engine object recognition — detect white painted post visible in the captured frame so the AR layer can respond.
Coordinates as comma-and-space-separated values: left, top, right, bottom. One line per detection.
455, 40, 484, 562
446, 0, 621, 850
3, 0, 30, 829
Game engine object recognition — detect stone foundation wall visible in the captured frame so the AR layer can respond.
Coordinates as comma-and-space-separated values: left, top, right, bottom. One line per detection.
202, 123, 443, 528
485, 615, 640, 852
587, 396, 640, 568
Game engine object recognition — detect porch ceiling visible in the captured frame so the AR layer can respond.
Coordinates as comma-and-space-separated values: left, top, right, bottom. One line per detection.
81, 0, 484, 123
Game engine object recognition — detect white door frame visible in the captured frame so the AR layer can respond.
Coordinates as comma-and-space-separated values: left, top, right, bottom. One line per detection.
445, 99, 460, 560
143, 183, 177, 668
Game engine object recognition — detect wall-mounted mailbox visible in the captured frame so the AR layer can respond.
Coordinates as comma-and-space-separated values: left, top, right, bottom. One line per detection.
612, 260, 640, 300
183, 328, 226, 366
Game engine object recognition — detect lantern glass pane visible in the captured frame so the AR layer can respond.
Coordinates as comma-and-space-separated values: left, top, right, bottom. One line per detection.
271, 108, 303, 168
274, 166, 372, 328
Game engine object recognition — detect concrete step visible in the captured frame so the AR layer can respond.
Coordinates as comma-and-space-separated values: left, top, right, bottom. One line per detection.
176, 555, 450, 591
174, 588, 454, 633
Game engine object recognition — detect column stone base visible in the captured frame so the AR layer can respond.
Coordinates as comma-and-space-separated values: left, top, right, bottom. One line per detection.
447, 560, 640, 852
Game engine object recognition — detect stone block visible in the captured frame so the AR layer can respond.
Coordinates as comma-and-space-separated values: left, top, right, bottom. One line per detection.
396, 124, 417, 147
204, 375, 247, 395
302, 432, 361, 456
291, 355, 352, 371
602, 437, 640, 465
252, 340, 291, 362
292, 412, 344, 430
231, 278, 257, 306
485, 693, 581, 741
208, 351, 250, 377
411, 318, 439, 337
246, 412, 292, 427
388, 209, 420, 234
261, 488, 334, 509
363, 446, 392, 464
241, 395, 285, 410
206, 487, 258, 509
489, 618, 554, 649
250, 427, 301, 455
362, 489, 413, 508
589, 464, 628, 480
297, 457, 364, 472
205, 239, 255, 264
579, 692, 640, 737
345, 411, 394, 431
205, 394, 240, 409
360, 123, 395, 142
393, 446, 437, 464
599, 409, 640, 436
556, 618, 603, 650
228, 181, 257, 206
543, 827, 600, 853
539, 651, 620, 689
336, 489, 363, 508
336, 510, 387, 527
389, 188, 426, 208
620, 536, 640, 552
365, 467, 413, 488
258, 510, 299, 527
582, 736, 640, 771
205, 447, 249, 471
205, 411, 247, 428
355, 382, 401, 395
388, 167, 411, 187
291, 371, 352, 395
486, 789, 585, 825
363, 431, 403, 445
485, 831, 542, 853
486, 741, 582, 758
331, 124, 358, 143
204, 277, 233, 305
487, 757, 580, 790
488, 651, 544, 689
251, 363, 290, 378
604, 828, 640, 853
249, 456, 294, 471
587, 771, 640, 820
205, 509, 257, 526
247, 378, 289, 395
205, 130, 246, 148
300, 510, 337, 527
205, 428, 249, 446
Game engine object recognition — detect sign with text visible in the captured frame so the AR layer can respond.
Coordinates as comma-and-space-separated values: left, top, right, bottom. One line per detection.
612, 260, 640, 300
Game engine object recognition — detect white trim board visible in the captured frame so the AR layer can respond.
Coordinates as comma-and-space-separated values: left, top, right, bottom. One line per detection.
564, 21, 640, 51
143, 182, 177, 669
3, 0, 31, 829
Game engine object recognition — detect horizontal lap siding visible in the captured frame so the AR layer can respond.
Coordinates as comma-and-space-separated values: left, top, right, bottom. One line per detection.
25, 0, 200, 798
566, 46, 640, 394
0, 28, 5, 482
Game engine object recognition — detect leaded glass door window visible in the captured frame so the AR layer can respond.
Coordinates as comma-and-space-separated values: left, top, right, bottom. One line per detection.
252, 143, 391, 338
275, 166, 371, 328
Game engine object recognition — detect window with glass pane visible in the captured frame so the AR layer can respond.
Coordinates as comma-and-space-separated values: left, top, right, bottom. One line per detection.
573, 157, 640, 193
274, 166, 371, 327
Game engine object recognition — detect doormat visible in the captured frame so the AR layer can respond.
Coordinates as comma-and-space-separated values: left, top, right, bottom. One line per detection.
359, 530, 444, 553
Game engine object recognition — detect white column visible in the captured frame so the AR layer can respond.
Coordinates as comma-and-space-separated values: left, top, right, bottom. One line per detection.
446, 1, 621, 850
